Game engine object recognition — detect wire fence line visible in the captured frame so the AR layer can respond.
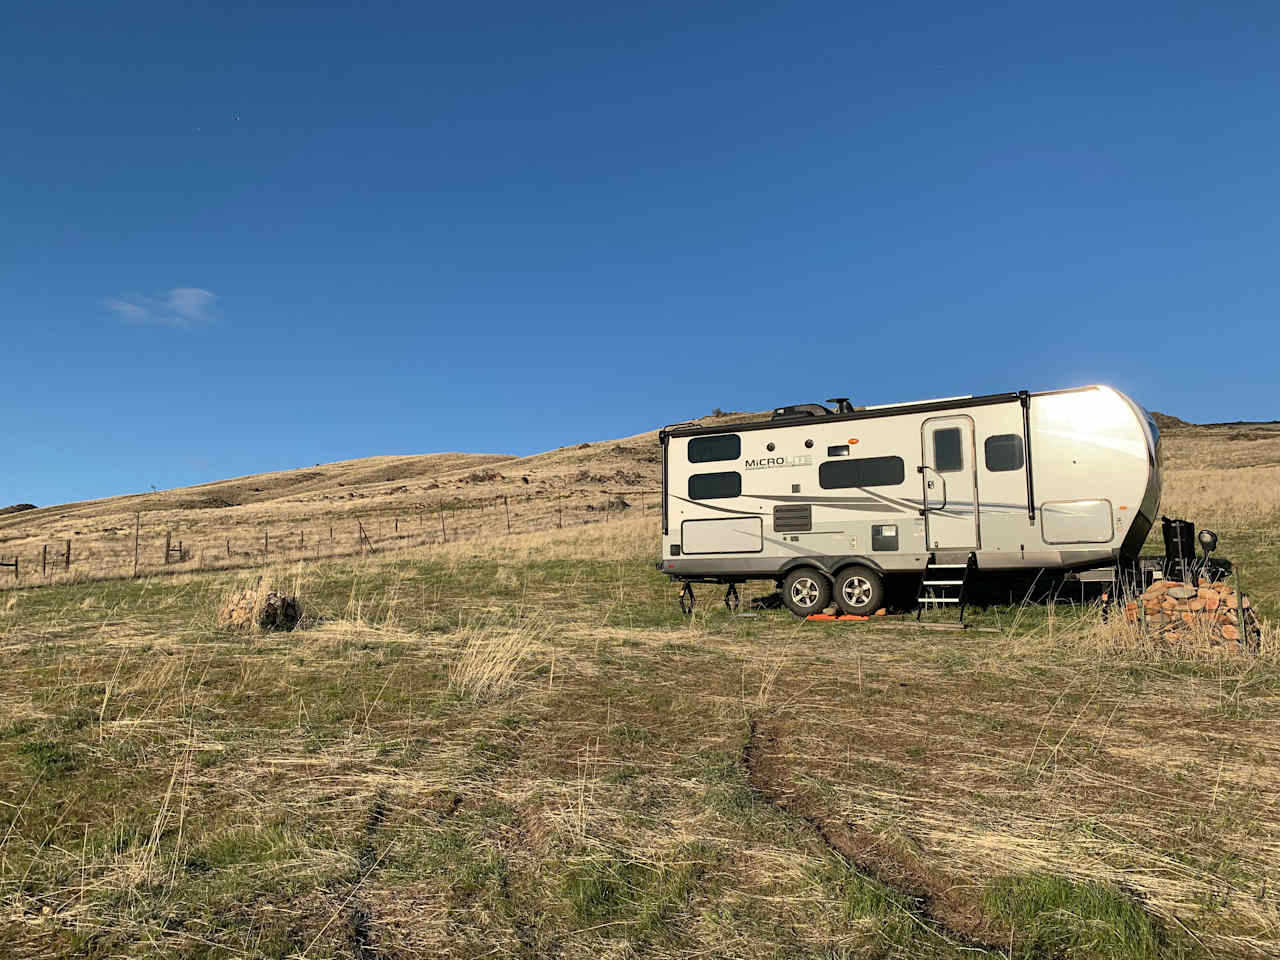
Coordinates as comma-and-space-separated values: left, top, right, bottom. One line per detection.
0, 488, 662, 592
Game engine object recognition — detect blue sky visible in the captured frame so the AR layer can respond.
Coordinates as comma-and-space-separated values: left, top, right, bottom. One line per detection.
3, 1, 1277, 506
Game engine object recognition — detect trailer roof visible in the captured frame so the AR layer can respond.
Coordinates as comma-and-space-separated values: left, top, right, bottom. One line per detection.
660, 386, 1100, 440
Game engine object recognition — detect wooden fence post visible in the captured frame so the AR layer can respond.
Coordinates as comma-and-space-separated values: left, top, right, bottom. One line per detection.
226, 538, 231, 557
264, 530, 269, 557
64, 539, 71, 571
439, 504, 447, 544
133, 514, 140, 577
164, 531, 171, 565
42, 544, 47, 577
504, 495, 511, 534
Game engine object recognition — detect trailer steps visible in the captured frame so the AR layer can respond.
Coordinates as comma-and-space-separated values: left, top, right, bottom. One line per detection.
917, 551, 977, 624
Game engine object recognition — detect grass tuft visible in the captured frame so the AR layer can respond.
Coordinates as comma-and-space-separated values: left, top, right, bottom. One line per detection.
983, 874, 1182, 960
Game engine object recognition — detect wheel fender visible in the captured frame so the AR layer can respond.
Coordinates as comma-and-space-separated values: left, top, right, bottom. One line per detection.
777, 558, 835, 582
830, 557, 886, 578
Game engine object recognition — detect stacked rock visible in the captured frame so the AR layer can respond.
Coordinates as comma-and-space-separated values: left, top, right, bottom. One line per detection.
1124, 578, 1259, 654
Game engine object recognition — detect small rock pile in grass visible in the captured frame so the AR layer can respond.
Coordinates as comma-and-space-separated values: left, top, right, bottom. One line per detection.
1125, 578, 1260, 654
217, 585, 302, 632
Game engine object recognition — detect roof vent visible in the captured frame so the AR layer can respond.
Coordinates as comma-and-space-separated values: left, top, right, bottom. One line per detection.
771, 403, 833, 421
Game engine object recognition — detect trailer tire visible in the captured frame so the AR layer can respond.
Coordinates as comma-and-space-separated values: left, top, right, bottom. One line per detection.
834, 566, 884, 616
782, 568, 832, 617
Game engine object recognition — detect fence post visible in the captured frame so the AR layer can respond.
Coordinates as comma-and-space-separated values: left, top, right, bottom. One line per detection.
439, 504, 447, 544
300, 530, 304, 549
226, 538, 231, 557
133, 514, 140, 577
64, 539, 71, 571
42, 544, 47, 577
264, 530, 269, 557
504, 495, 511, 534
164, 531, 171, 565
394, 518, 399, 534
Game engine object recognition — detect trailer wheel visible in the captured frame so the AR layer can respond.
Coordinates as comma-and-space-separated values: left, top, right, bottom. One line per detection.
834, 566, 884, 616
782, 568, 832, 617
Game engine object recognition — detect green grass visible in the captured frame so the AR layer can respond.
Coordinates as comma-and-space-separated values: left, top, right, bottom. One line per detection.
563, 846, 709, 943
17, 738, 80, 776
983, 874, 1187, 960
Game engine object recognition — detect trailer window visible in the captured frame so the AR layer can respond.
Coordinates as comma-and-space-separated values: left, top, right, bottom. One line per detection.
688, 434, 740, 463
984, 434, 1024, 472
688, 471, 742, 500
819, 456, 904, 489
933, 428, 964, 473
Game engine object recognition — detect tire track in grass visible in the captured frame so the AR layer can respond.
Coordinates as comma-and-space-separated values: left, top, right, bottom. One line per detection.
347, 790, 390, 960
742, 717, 1018, 956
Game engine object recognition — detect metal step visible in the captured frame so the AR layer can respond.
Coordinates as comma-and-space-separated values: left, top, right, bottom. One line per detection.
929, 563, 968, 569
922, 580, 964, 586
918, 596, 960, 603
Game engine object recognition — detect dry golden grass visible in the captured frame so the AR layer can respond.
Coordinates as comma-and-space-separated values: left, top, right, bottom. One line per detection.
449, 616, 553, 701
0, 428, 672, 591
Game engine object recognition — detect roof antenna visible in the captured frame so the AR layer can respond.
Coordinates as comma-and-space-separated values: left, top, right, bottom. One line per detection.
826, 397, 854, 414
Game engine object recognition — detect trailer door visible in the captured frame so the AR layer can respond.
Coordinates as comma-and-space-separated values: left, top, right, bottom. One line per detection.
920, 416, 980, 551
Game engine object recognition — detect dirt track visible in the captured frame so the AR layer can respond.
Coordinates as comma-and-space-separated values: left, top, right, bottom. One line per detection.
743, 716, 1020, 954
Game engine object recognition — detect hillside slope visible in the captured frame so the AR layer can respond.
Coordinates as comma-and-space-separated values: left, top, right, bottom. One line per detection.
3, 412, 1277, 590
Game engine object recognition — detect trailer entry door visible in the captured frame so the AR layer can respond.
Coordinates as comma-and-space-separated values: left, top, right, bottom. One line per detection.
921, 416, 980, 551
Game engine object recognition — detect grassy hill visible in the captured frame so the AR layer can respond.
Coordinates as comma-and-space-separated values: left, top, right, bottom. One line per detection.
0, 416, 1277, 959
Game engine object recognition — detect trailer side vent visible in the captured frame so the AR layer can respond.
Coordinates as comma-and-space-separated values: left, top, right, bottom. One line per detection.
872, 524, 899, 551
773, 504, 812, 533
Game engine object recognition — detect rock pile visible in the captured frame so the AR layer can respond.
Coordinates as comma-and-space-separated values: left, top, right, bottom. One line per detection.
217, 586, 302, 632
1125, 578, 1260, 654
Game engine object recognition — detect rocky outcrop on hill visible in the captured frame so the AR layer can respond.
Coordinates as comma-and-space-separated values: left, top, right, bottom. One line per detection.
1150, 412, 1191, 430
0, 504, 37, 517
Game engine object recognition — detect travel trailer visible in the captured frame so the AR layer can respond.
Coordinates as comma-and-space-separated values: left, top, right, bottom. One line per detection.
658, 386, 1162, 617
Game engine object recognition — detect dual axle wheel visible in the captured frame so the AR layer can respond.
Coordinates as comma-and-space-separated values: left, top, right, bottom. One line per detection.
676, 566, 884, 618
782, 566, 883, 618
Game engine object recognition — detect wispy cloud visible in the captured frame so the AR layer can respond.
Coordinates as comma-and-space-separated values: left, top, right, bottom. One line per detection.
106, 288, 219, 328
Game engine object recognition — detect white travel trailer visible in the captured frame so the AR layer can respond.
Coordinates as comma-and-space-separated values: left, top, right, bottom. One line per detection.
658, 386, 1162, 617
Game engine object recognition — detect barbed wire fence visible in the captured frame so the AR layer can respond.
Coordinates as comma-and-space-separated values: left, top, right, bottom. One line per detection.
0, 487, 663, 591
